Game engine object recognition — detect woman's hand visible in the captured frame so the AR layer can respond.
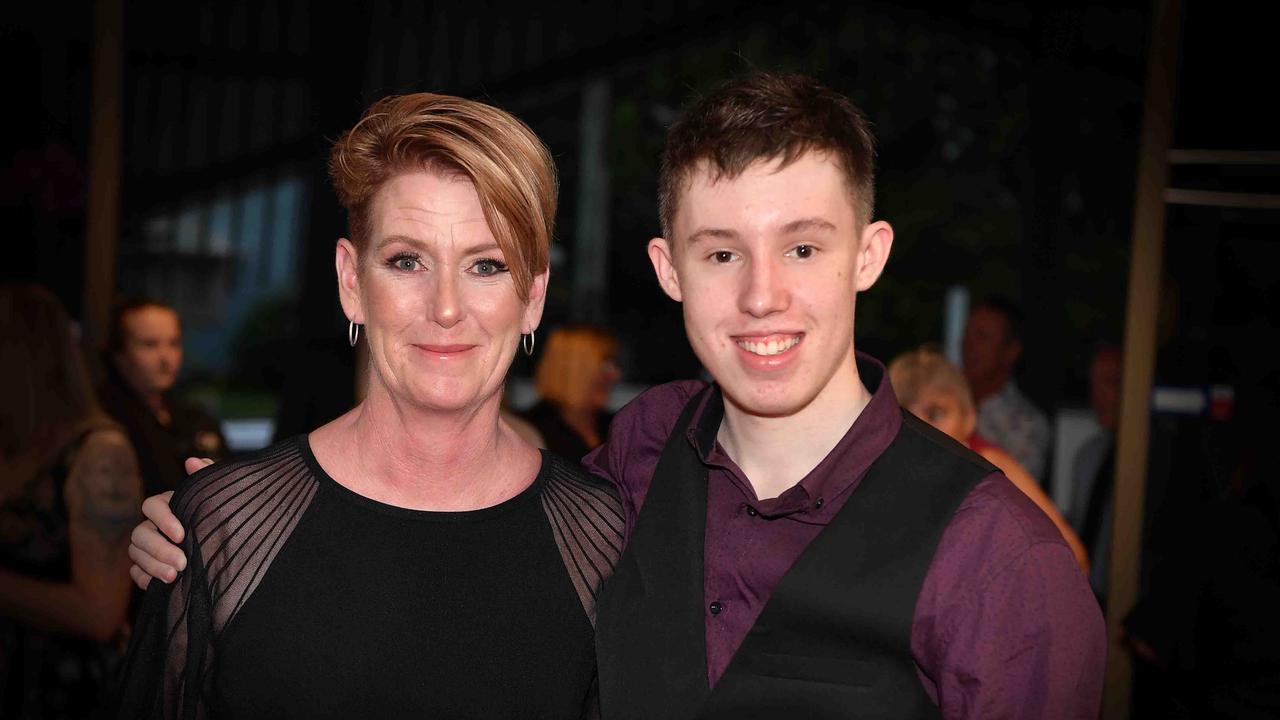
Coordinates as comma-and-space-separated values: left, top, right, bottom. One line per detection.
126, 457, 211, 589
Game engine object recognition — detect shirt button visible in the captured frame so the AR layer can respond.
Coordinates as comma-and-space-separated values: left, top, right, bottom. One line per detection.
815, 497, 825, 509
709, 601, 723, 615
745, 506, 758, 517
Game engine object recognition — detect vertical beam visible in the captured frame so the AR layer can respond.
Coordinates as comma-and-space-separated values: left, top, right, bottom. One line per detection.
1102, 1, 1182, 717
572, 76, 611, 323
82, 0, 124, 361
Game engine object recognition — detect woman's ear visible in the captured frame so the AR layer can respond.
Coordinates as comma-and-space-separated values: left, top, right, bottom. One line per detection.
522, 269, 550, 334
335, 239, 364, 324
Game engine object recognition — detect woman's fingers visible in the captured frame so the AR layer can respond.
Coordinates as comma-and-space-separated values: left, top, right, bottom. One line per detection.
141, 491, 183, 543
129, 519, 186, 582
184, 457, 214, 475
129, 563, 154, 591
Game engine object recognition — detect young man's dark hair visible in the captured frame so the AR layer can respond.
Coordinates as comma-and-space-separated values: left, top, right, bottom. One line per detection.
657, 71, 878, 238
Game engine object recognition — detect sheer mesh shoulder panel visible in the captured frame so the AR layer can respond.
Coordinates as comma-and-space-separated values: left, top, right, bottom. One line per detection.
116, 439, 319, 719
540, 453, 626, 626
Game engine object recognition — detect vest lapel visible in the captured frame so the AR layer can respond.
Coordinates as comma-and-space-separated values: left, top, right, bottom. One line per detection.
596, 386, 717, 720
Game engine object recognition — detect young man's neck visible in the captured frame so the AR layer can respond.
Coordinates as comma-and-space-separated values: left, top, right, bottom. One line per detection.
716, 352, 871, 501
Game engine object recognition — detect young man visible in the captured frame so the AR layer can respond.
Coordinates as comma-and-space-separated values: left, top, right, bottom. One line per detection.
128, 73, 1104, 718
586, 73, 1103, 718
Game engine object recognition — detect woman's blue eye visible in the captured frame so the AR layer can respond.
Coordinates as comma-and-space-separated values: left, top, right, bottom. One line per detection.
473, 258, 509, 276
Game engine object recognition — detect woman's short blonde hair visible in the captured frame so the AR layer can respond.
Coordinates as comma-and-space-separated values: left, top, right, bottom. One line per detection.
534, 325, 618, 409
329, 93, 557, 302
887, 346, 975, 414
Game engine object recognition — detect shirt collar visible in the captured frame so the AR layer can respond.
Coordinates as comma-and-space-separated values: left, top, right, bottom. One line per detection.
686, 352, 903, 509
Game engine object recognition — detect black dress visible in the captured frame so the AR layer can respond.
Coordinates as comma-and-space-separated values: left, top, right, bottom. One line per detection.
116, 436, 624, 719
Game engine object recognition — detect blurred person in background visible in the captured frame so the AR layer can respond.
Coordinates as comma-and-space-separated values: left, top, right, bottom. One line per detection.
0, 284, 142, 718
521, 324, 620, 460
890, 346, 1089, 573
961, 296, 1051, 478
98, 300, 226, 496
1068, 343, 1123, 600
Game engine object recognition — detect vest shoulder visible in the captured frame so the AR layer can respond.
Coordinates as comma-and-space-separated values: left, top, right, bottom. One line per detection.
169, 437, 315, 526
896, 411, 999, 476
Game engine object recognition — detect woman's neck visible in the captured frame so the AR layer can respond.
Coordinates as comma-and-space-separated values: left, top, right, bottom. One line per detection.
310, 382, 539, 511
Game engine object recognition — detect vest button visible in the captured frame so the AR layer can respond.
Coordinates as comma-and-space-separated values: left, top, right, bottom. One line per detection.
709, 601, 723, 615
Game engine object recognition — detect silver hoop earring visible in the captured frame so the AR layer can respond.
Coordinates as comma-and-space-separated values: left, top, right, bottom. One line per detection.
348, 321, 361, 347
521, 330, 535, 356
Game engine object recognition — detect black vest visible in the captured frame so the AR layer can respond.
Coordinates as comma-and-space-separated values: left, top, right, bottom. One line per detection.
596, 385, 992, 719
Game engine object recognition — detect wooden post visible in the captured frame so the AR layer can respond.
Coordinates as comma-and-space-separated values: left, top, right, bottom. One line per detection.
1101, 1, 1182, 717
82, 0, 124, 361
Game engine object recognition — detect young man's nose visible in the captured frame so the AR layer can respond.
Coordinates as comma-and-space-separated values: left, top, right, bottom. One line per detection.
737, 258, 790, 317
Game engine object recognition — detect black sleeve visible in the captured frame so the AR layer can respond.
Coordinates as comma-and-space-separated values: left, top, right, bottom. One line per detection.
115, 520, 216, 719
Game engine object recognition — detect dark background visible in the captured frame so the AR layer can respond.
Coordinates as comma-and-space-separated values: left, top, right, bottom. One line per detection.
2, 0, 1276, 424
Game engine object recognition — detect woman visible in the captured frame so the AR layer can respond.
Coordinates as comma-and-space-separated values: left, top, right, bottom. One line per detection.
117, 93, 624, 718
888, 347, 1090, 573
521, 325, 620, 460
0, 284, 142, 718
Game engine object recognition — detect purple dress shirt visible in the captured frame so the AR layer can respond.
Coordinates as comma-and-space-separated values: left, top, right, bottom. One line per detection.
582, 353, 1105, 719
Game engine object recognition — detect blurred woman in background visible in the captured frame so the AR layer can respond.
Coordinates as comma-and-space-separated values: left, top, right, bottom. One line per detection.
0, 284, 141, 718
522, 324, 620, 460
889, 346, 1089, 573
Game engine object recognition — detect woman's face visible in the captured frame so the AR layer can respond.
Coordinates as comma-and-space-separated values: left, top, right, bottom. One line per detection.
905, 384, 975, 443
337, 170, 546, 415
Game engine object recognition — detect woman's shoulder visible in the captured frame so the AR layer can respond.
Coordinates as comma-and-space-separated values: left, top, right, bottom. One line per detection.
169, 436, 316, 526
539, 451, 622, 508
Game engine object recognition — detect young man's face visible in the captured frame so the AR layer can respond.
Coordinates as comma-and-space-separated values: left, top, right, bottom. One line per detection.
648, 152, 892, 418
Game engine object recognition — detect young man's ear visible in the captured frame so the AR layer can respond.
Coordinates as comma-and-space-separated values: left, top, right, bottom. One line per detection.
647, 237, 683, 302
335, 238, 365, 325
854, 220, 894, 292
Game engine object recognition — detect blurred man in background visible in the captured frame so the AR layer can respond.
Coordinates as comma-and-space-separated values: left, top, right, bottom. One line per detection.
962, 296, 1051, 478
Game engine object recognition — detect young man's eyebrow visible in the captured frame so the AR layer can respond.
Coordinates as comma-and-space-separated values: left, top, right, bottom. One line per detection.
685, 227, 739, 245
779, 217, 838, 235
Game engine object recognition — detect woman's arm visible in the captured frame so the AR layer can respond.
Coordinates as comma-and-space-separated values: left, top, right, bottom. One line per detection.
0, 428, 141, 642
979, 446, 1092, 575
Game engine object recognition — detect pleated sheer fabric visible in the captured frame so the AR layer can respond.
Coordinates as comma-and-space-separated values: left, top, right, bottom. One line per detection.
115, 439, 625, 719
541, 453, 626, 626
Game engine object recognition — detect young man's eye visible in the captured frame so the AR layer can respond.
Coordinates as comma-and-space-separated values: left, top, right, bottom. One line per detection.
790, 244, 815, 259
711, 251, 736, 263
471, 258, 510, 276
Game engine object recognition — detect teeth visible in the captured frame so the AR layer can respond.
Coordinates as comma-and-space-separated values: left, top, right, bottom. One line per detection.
737, 336, 800, 356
